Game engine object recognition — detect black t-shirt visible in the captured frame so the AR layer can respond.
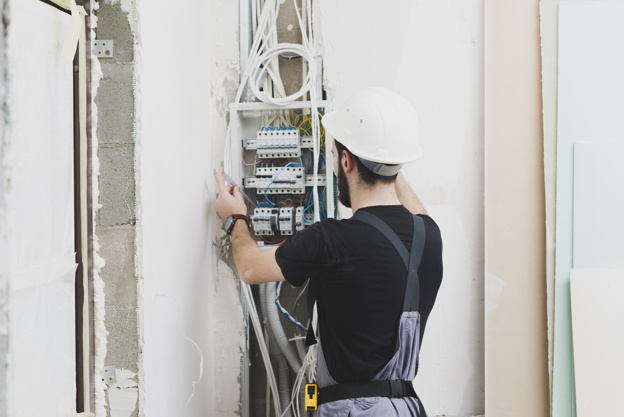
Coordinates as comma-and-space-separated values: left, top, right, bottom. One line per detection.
275, 205, 443, 383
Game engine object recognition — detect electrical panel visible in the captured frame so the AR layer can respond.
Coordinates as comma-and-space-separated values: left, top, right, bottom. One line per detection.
229, 101, 334, 244
245, 166, 306, 195
256, 127, 301, 158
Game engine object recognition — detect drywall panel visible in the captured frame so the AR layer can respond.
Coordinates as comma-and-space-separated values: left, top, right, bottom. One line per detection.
540, 0, 609, 401
553, 3, 624, 416
572, 142, 624, 268
538, 0, 561, 393
317, 1, 485, 414
570, 267, 624, 416
485, 0, 549, 416
6, 1, 76, 416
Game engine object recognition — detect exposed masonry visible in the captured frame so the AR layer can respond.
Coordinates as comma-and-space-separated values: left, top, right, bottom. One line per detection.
94, 1, 139, 416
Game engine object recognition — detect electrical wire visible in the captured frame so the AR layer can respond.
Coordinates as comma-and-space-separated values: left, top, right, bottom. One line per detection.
220, 0, 325, 413
292, 279, 309, 319
263, 162, 302, 207
275, 282, 307, 332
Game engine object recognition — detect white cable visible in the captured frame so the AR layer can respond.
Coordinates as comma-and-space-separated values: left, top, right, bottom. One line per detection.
282, 345, 317, 417
240, 277, 283, 417
222, 2, 324, 415
248, 43, 316, 106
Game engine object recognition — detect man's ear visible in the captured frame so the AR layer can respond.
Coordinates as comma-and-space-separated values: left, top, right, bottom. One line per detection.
341, 150, 356, 174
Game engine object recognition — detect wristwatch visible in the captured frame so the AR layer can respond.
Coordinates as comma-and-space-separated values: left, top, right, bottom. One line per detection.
223, 214, 250, 235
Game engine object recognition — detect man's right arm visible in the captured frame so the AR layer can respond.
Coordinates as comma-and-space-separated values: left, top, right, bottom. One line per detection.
395, 172, 428, 215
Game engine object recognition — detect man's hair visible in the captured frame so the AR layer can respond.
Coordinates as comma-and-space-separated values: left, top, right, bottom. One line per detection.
335, 141, 398, 186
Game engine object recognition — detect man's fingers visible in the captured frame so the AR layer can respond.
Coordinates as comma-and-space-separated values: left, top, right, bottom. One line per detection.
215, 168, 227, 193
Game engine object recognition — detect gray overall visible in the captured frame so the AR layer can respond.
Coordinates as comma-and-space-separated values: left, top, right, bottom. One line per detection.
312, 211, 427, 417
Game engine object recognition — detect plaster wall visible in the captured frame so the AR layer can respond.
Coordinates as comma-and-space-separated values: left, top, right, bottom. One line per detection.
316, 1, 485, 415
485, 0, 549, 416
137, 0, 241, 416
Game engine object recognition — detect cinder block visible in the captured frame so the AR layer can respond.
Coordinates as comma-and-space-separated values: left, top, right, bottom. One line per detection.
94, 2, 134, 63
104, 307, 139, 373
95, 64, 135, 145
98, 145, 136, 226
96, 226, 136, 308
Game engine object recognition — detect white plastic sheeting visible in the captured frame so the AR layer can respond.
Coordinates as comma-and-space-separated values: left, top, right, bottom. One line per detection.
6, 1, 76, 416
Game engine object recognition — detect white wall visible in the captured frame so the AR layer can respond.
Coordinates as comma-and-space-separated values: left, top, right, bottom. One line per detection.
138, 0, 228, 415
316, 1, 484, 414
5, 2, 77, 416
139, 0, 484, 416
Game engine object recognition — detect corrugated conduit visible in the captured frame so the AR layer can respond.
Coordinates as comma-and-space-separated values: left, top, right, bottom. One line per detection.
265, 282, 302, 373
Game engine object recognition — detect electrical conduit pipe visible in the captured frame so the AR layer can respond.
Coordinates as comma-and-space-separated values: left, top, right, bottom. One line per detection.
265, 282, 302, 373
260, 284, 293, 417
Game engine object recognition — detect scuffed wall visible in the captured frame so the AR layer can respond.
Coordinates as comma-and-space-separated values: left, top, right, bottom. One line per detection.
137, 0, 241, 415
206, 1, 244, 414
316, 1, 485, 415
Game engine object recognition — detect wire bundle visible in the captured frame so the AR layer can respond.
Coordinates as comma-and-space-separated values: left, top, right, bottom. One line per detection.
222, 0, 323, 416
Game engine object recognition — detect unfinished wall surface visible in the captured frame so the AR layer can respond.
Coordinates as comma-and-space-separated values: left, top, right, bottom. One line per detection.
316, 1, 485, 415
485, 0, 549, 416
93, 0, 140, 416
138, 0, 239, 416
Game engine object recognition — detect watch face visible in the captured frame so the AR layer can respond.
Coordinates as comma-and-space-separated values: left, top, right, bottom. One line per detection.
223, 217, 233, 233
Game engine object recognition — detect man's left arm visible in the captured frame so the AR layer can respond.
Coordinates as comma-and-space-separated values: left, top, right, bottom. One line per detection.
215, 168, 285, 285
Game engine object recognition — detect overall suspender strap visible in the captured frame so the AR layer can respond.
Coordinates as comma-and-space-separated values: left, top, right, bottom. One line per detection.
355, 211, 425, 312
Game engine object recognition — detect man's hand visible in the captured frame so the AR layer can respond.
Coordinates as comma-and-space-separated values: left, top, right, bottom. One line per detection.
395, 172, 428, 215
215, 168, 285, 284
215, 168, 248, 221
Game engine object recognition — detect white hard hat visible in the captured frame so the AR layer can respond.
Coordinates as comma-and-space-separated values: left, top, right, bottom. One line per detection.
322, 87, 423, 176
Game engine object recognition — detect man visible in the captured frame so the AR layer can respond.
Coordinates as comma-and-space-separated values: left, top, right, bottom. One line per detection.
216, 87, 443, 416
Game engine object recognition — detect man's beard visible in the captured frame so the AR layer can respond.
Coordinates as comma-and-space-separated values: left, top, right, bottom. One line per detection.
336, 164, 351, 208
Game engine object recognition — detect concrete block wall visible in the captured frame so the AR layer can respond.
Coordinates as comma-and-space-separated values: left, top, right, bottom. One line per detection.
93, 1, 139, 416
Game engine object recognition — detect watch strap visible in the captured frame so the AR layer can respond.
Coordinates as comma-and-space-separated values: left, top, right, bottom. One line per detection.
227, 214, 250, 234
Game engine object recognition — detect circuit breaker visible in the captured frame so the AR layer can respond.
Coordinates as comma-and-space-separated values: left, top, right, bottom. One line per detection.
228, 101, 334, 243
